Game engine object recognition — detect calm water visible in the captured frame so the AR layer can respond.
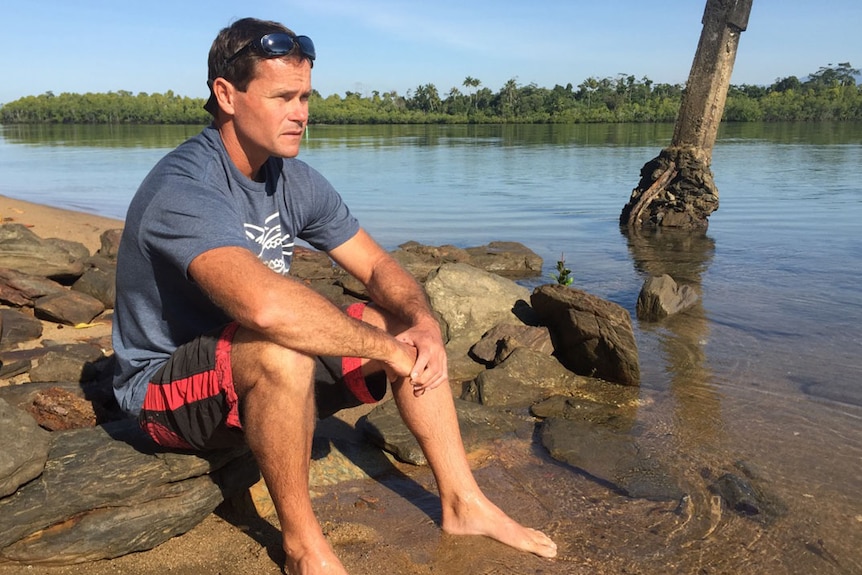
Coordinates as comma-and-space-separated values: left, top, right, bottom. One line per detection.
2, 122, 861, 572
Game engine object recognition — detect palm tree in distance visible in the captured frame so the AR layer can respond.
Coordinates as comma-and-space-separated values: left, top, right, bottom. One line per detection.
462, 76, 481, 111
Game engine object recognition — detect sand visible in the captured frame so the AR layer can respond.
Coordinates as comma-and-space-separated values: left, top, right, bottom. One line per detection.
1, 195, 124, 254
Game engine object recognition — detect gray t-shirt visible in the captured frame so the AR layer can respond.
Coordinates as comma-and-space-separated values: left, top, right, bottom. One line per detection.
112, 125, 359, 416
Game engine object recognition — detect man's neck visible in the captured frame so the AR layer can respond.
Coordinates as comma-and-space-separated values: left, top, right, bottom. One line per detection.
216, 120, 266, 181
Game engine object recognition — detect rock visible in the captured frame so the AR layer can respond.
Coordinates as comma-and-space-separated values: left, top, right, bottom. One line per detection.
308, 436, 397, 491
0, 397, 51, 498
636, 274, 698, 321
28, 342, 106, 384
34, 290, 106, 326
390, 242, 472, 282
531, 284, 640, 386
464, 241, 544, 279
0, 380, 125, 431
707, 470, 786, 525
96, 228, 123, 259
26, 386, 98, 430
336, 274, 368, 299
45, 237, 90, 263
0, 309, 43, 351
425, 263, 531, 350
0, 357, 29, 379
540, 417, 683, 501
0, 452, 258, 565
530, 385, 642, 420
358, 398, 524, 466
289, 246, 337, 280
0, 268, 67, 307
470, 347, 582, 408
71, 261, 116, 308
470, 323, 554, 366
0, 419, 257, 564
0, 224, 87, 281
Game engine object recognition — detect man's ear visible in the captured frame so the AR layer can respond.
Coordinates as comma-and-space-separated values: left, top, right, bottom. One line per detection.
212, 77, 237, 116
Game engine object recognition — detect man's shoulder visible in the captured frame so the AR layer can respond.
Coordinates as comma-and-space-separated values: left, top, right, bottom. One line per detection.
148, 127, 225, 184
278, 156, 330, 189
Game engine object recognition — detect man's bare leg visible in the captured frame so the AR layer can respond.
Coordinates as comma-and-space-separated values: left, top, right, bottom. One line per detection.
231, 328, 348, 575
359, 307, 558, 558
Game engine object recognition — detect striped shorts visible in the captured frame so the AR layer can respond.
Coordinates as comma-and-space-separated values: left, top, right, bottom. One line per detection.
138, 302, 387, 451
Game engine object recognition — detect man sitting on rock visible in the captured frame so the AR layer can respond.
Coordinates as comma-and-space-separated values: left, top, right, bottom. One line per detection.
111, 17, 557, 575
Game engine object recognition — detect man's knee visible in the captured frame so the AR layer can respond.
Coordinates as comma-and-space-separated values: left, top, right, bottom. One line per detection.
230, 326, 316, 396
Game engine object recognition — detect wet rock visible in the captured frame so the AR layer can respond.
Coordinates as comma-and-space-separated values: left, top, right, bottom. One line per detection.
531, 395, 631, 428
0, 224, 87, 281
425, 263, 531, 351
708, 470, 786, 525
470, 347, 583, 408
531, 284, 640, 386
0, 268, 67, 307
358, 398, 524, 466
636, 274, 698, 321
0, 309, 43, 351
34, 290, 106, 326
540, 417, 683, 501
470, 323, 554, 366
0, 397, 51, 498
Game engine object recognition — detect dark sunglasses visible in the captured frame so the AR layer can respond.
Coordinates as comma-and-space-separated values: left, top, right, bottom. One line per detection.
225, 33, 316, 67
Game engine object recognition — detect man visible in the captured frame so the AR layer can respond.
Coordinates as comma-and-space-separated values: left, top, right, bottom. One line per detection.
112, 17, 557, 574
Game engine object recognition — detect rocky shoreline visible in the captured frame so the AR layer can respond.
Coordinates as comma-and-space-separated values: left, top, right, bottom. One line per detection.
0, 197, 783, 571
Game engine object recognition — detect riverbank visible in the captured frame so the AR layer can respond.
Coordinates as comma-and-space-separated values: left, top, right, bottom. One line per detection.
2, 196, 860, 575
1, 195, 123, 254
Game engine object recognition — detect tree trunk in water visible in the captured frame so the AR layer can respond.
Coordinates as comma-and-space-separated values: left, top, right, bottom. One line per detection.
621, 0, 753, 230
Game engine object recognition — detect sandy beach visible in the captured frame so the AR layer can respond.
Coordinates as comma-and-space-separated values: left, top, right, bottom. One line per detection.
1, 195, 124, 254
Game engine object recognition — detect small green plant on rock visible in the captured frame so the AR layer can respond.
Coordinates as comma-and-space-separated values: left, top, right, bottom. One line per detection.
550, 253, 573, 286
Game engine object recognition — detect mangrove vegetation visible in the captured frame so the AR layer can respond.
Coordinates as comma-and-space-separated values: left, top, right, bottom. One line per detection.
1, 63, 859, 125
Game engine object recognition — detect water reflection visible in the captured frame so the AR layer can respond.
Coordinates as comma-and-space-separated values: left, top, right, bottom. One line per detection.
623, 227, 722, 445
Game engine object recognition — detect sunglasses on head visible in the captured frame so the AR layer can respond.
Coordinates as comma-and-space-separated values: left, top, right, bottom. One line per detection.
225, 32, 316, 68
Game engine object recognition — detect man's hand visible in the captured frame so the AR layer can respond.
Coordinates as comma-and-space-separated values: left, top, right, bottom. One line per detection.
396, 316, 448, 397
381, 338, 419, 386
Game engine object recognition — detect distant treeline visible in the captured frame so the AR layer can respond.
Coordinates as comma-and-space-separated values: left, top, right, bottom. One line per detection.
2, 63, 859, 125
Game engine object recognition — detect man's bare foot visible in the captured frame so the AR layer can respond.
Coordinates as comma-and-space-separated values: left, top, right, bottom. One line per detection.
441, 493, 558, 558
283, 542, 349, 575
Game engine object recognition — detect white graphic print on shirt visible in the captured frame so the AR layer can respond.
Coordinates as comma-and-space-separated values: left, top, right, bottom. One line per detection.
244, 212, 294, 274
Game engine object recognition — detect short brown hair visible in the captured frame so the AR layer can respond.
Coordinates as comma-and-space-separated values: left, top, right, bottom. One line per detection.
204, 18, 299, 116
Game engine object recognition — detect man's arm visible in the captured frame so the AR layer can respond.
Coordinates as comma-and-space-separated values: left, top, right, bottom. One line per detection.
328, 228, 448, 394
188, 245, 415, 379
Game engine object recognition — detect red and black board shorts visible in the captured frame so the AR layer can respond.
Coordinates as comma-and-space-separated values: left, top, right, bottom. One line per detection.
138, 302, 387, 451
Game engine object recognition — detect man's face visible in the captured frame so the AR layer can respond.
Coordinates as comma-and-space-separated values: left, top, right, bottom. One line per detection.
230, 57, 311, 162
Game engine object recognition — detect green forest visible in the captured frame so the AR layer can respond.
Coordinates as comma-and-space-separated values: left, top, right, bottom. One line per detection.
1, 63, 859, 125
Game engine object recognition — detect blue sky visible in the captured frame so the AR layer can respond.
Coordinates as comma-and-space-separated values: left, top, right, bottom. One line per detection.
1, 0, 859, 105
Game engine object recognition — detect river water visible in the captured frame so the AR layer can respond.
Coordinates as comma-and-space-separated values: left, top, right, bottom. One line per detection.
1, 122, 860, 573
